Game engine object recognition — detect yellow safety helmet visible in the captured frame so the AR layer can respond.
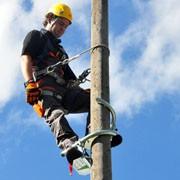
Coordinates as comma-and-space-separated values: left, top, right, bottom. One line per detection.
48, 3, 73, 23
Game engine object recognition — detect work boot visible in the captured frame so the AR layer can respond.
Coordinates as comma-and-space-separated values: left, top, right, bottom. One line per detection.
60, 137, 83, 164
59, 137, 77, 150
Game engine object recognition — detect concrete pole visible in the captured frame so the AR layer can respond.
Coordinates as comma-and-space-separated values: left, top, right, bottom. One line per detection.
90, 0, 112, 180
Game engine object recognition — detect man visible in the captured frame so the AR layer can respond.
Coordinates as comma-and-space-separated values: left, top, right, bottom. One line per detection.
21, 3, 90, 163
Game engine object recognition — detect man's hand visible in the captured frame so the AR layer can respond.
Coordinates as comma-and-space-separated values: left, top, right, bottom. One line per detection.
25, 80, 41, 105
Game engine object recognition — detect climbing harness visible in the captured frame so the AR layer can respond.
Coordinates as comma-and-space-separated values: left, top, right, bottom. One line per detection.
32, 45, 104, 118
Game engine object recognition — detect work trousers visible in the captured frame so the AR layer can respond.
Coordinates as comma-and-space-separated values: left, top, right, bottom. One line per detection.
42, 88, 90, 147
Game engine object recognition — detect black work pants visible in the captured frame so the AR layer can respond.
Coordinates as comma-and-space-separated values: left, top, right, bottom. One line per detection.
42, 88, 90, 147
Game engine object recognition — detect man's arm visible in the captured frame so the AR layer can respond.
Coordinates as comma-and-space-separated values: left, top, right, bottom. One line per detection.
21, 55, 41, 105
21, 55, 33, 82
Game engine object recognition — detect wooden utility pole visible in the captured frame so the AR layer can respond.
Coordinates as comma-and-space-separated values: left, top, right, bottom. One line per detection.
90, 1, 112, 180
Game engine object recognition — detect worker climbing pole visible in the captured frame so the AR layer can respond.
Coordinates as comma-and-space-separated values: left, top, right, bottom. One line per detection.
21, 1, 122, 177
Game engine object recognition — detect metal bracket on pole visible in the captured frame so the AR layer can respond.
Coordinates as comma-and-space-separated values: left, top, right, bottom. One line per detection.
61, 98, 121, 156
96, 97, 116, 130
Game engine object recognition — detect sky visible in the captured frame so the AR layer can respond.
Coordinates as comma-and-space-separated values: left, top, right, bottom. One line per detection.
0, 0, 180, 179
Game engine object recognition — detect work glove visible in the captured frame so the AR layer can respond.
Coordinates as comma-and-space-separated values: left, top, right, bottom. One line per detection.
24, 80, 41, 105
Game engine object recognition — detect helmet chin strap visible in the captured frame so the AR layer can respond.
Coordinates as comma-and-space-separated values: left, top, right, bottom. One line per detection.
49, 17, 58, 30
48, 17, 59, 37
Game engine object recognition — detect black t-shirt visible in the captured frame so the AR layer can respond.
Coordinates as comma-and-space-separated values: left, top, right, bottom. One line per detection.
22, 30, 46, 59
21, 29, 77, 81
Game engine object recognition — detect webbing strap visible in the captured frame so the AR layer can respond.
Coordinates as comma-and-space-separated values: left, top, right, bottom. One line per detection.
33, 70, 65, 85
48, 72, 66, 85
41, 90, 62, 100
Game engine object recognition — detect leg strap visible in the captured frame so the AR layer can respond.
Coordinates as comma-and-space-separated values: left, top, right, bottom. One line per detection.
41, 90, 62, 100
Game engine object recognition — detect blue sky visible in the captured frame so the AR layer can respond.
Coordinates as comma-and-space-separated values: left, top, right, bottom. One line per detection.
0, 0, 180, 180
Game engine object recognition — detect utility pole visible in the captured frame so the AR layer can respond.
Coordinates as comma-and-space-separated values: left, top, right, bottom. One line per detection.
90, 1, 112, 180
